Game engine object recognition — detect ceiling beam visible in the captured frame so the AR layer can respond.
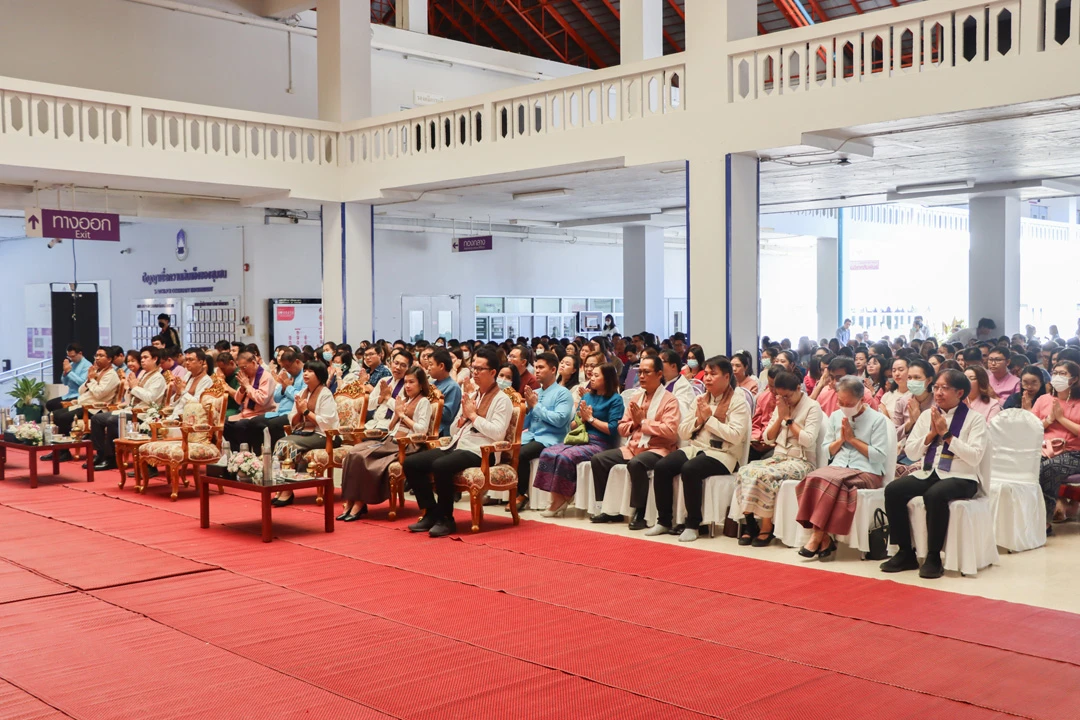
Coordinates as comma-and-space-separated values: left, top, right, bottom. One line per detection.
260, 0, 313, 19
433, 1, 478, 44
565, 0, 619, 55
498, 0, 574, 64
454, 0, 515, 52
806, 0, 830, 21
476, 0, 546, 58
531, 0, 608, 67
665, 0, 685, 21
848, 0, 865, 14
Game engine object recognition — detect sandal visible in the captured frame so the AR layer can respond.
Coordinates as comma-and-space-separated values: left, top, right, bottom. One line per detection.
738, 517, 759, 546
751, 529, 775, 548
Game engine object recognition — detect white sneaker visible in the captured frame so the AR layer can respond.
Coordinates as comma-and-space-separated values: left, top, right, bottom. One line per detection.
679, 528, 699, 542
643, 524, 671, 537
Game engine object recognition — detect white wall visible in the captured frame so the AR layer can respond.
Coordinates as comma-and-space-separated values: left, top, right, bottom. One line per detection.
0, 220, 320, 368
372, 230, 686, 340
0, 0, 581, 118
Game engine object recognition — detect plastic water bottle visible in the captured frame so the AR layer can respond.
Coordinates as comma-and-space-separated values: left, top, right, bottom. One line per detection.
271, 455, 281, 483
43, 423, 53, 445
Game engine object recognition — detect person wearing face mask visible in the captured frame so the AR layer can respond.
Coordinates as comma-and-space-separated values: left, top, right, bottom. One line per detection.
680, 344, 707, 384
321, 341, 338, 365
1032, 360, 1080, 531
757, 346, 778, 393
811, 357, 880, 416
496, 364, 521, 393
794, 376, 890, 560
882, 369, 988, 579
157, 313, 181, 351
886, 357, 935, 465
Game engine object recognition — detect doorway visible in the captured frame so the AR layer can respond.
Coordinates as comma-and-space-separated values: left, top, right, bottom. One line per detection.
401, 295, 459, 342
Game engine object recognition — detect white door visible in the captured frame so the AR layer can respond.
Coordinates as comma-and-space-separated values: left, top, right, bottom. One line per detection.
401, 295, 460, 342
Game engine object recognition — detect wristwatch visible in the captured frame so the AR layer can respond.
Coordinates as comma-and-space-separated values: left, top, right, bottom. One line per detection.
942, 432, 953, 442
783, 419, 794, 427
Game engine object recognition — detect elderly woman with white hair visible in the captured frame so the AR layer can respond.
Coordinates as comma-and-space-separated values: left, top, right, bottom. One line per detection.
794, 375, 890, 560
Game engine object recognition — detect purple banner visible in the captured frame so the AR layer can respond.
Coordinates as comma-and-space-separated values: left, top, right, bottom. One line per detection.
27, 209, 120, 241
453, 235, 493, 253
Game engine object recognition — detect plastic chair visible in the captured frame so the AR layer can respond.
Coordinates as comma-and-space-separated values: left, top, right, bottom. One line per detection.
985, 409, 1045, 552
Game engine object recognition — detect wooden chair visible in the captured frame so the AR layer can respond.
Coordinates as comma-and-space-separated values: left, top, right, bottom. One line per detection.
68, 373, 127, 460
294, 381, 369, 504
453, 388, 527, 532
386, 387, 445, 519
138, 376, 229, 501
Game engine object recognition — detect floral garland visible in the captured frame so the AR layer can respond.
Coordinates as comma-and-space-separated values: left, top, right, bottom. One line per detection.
226, 451, 263, 482
14, 422, 43, 446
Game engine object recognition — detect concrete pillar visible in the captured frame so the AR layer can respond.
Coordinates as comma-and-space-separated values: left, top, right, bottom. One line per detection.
969, 196, 1021, 338
816, 237, 839, 342
687, 154, 759, 357
396, 0, 429, 34
622, 225, 666, 337
322, 202, 374, 344
621, 0, 663, 64
317, 0, 371, 122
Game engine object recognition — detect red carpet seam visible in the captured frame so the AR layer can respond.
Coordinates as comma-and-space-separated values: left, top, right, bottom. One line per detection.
0, 675, 80, 719
0, 488, 1043, 720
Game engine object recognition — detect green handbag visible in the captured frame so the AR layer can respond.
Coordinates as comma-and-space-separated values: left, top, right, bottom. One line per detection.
563, 415, 591, 445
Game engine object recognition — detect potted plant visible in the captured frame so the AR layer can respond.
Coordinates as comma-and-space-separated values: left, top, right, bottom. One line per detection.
7, 377, 46, 423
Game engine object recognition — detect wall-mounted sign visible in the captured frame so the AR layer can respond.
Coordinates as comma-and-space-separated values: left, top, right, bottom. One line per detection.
414, 91, 446, 106
176, 229, 188, 261
25, 208, 120, 241
452, 235, 493, 253
849, 260, 880, 271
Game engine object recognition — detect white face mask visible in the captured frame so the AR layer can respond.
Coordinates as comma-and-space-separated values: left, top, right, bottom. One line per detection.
1051, 375, 1071, 393
840, 403, 861, 420
907, 380, 926, 396
687, 359, 699, 370
497, 378, 512, 390
761, 359, 772, 369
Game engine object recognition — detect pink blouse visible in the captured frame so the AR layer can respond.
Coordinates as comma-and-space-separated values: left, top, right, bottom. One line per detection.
1032, 394, 1080, 454
967, 396, 1001, 424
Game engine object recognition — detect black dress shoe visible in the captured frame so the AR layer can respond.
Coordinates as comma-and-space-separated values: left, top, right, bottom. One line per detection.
408, 515, 437, 533
93, 459, 117, 471
336, 511, 351, 521
144, 467, 159, 478
918, 552, 944, 579
428, 519, 458, 537
342, 512, 364, 522
628, 515, 648, 531
880, 549, 920, 573
590, 513, 622, 524
54, 450, 73, 463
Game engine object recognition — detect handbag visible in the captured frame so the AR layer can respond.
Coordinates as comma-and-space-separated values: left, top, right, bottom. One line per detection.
865, 508, 889, 561
563, 415, 591, 445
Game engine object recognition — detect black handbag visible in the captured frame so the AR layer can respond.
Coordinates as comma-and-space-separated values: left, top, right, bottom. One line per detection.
865, 508, 889, 561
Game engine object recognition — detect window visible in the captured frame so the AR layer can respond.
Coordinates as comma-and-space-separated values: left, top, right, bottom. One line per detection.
505, 297, 533, 313
534, 298, 561, 313
589, 299, 614, 312
475, 297, 504, 313
473, 296, 625, 341
563, 298, 587, 313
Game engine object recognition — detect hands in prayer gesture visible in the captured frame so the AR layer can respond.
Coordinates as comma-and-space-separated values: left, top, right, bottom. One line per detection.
930, 406, 949, 438
461, 391, 478, 422
695, 395, 712, 425
462, 377, 478, 395
863, 377, 874, 392
907, 395, 921, 423
87, 364, 99, 382
523, 385, 538, 409
356, 367, 369, 386
378, 379, 392, 405
1021, 391, 1034, 411
294, 395, 308, 415
276, 370, 291, 388
776, 396, 791, 423
238, 371, 252, 389
579, 399, 593, 423
1050, 398, 1065, 423
841, 416, 856, 443
126, 371, 138, 389
172, 373, 185, 393
63, 358, 72, 374
394, 394, 408, 418
629, 401, 645, 427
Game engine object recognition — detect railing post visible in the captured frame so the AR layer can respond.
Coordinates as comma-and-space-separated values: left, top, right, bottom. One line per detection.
129, 103, 143, 148
1019, 0, 1044, 54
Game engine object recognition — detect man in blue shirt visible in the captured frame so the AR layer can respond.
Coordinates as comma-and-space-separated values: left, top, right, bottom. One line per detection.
359, 345, 391, 389
836, 319, 852, 346
513, 352, 573, 514
427, 349, 461, 438
45, 342, 91, 413
225, 349, 304, 454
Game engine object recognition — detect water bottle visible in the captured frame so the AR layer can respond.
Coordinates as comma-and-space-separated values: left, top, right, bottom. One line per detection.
271, 455, 281, 483
43, 423, 53, 445
239, 443, 250, 454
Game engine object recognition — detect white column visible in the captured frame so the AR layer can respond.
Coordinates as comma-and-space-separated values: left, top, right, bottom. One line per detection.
396, 0, 429, 34
322, 202, 374, 344
318, 0, 371, 122
621, 0, 663, 64
816, 237, 839, 342
622, 225, 666, 337
969, 197, 1021, 337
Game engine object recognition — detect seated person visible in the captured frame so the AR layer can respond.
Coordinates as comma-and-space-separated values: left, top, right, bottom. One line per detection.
365, 350, 412, 428
734, 370, 822, 546
748, 366, 781, 461
339, 366, 432, 521
647, 356, 751, 542
731, 351, 759, 397
575, 354, 600, 404
166, 348, 214, 421
513, 353, 573, 515
863, 354, 888, 405
497, 363, 522, 394
882, 369, 988, 579
270, 360, 339, 507
853, 346, 869, 378
535, 363, 625, 517
795, 376, 890, 559
680, 345, 707, 383
558, 354, 582, 395
1032, 361, 1080, 530
47, 346, 120, 462
986, 347, 1020, 398
224, 349, 303, 455
660, 350, 696, 418
1003, 365, 1047, 411
89, 347, 167, 471
811, 356, 880, 416
957, 346, 983, 370
214, 352, 242, 419
964, 365, 1001, 423
359, 344, 391, 388
46, 343, 91, 413
1008, 353, 1029, 379
163, 346, 188, 382
108, 346, 126, 372
403, 347, 513, 538
508, 345, 541, 391
427, 349, 462, 438
223, 351, 277, 451
589, 356, 681, 528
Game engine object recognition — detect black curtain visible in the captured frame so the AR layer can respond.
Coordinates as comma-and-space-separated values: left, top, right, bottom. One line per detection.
51, 288, 99, 384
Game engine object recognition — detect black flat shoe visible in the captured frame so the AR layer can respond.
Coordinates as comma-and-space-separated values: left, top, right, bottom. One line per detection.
342, 512, 364, 522
408, 515, 437, 533
93, 460, 117, 471
628, 515, 648, 531
880, 549, 920, 573
336, 510, 352, 521
428, 519, 458, 538
271, 495, 294, 508
590, 513, 622, 524
751, 529, 775, 548
817, 538, 836, 561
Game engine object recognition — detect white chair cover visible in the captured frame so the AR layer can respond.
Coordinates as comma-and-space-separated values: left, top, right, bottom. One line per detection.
985, 409, 1045, 552
693, 413, 752, 533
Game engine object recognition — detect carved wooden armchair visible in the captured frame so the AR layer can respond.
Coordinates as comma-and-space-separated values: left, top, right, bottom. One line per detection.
453, 388, 526, 532
68, 372, 127, 458
293, 381, 369, 504
386, 387, 445, 519
138, 377, 229, 501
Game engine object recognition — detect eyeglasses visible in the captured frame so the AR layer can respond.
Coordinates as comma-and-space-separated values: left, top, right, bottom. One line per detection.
470, 364, 493, 373
1052, 371, 1071, 378
987, 357, 1004, 364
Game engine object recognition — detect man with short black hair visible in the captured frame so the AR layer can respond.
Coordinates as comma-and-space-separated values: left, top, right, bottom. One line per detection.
157, 313, 181, 349
230, 341, 245, 359
46, 342, 91, 412
660, 349, 695, 418
882, 368, 988, 579
215, 353, 242, 418
88, 346, 166, 470
213, 340, 233, 359
428, 349, 461, 438
957, 346, 983, 370
509, 345, 540, 391
46, 346, 120, 462
514, 352, 573, 514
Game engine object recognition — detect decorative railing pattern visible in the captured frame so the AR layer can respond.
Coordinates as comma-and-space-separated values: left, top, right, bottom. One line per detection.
1, 90, 130, 145
729, 0, 1021, 102
339, 59, 684, 167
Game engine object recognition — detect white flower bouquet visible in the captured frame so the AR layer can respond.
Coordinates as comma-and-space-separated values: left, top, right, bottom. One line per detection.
227, 450, 263, 482
14, 422, 43, 446
138, 405, 163, 434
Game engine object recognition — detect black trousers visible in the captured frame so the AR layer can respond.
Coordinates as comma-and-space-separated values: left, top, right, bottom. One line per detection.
53, 407, 80, 436
90, 411, 120, 461
590, 448, 662, 509
403, 448, 483, 522
517, 440, 546, 495
884, 471, 978, 556
652, 450, 729, 529
45, 397, 67, 413
224, 415, 290, 454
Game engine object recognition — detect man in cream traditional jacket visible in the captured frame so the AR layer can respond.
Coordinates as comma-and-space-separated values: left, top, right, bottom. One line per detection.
88, 346, 167, 470
646, 356, 751, 542
882, 368, 988, 579
46, 346, 121, 463
590, 355, 682, 529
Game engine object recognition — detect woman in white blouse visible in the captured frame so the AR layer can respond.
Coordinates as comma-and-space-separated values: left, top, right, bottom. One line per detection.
271, 360, 340, 507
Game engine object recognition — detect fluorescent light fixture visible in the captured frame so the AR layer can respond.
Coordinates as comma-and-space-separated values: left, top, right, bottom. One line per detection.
660, 206, 687, 215
659, 167, 685, 174
509, 219, 559, 227
894, 179, 974, 195
512, 188, 573, 201
559, 213, 655, 228
265, 216, 320, 226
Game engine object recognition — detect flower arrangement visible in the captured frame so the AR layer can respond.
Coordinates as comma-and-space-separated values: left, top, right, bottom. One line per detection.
137, 406, 163, 434
227, 451, 263, 482
14, 422, 43, 446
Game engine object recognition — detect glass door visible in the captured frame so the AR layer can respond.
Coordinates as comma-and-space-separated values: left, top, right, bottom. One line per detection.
401, 295, 460, 342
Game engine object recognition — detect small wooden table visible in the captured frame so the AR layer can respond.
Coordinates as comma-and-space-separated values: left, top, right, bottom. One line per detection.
0, 438, 94, 488
198, 475, 335, 543
114, 436, 151, 491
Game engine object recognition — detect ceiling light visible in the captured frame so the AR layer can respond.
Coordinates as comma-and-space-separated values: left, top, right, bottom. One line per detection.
509, 219, 558, 227
894, 179, 974, 195
559, 214, 655, 228
660, 206, 686, 215
512, 188, 573, 201
659, 167, 685, 174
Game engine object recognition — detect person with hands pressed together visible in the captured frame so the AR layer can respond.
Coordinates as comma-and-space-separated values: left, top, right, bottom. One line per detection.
812, 356, 879, 416
794, 375, 890, 559
88, 346, 167, 471
1002, 365, 1047, 411
47, 343, 91, 412
365, 351, 412, 428
1031, 360, 1080, 530
882, 369, 988, 579
589, 355, 681, 529
46, 346, 119, 462
646, 356, 751, 542
270, 360, 339, 507
403, 347, 513, 538
223, 351, 277, 449
512, 353, 573, 515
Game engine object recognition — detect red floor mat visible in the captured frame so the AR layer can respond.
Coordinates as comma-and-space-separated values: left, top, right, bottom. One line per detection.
0, 559, 70, 605
0, 678, 68, 720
